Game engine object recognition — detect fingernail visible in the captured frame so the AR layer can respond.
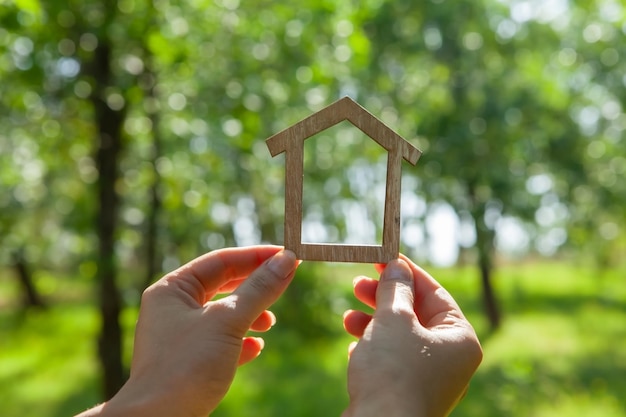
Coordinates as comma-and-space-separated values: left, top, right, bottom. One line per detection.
383, 259, 411, 281
255, 337, 265, 350
267, 250, 297, 279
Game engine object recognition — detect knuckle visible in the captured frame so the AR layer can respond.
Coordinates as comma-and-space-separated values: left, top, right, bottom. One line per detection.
248, 262, 285, 294
206, 299, 249, 334
393, 306, 418, 322
381, 304, 417, 326
140, 281, 165, 301
246, 271, 278, 296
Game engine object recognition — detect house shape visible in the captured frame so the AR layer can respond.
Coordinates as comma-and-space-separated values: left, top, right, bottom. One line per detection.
266, 96, 421, 263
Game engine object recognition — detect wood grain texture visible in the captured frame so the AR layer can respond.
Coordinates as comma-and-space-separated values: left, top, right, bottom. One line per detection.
283, 144, 303, 251
266, 96, 421, 264
298, 244, 389, 263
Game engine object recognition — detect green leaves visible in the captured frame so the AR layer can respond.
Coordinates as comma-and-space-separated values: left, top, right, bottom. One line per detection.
1, 0, 624, 276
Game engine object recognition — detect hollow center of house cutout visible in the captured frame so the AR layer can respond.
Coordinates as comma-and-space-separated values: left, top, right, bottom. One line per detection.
301, 120, 387, 245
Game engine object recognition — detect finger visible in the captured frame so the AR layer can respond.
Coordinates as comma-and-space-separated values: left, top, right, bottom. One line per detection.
398, 254, 468, 329
249, 310, 276, 332
343, 309, 372, 337
225, 250, 298, 335
173, 246, 284, 302
375, 259, 415, 314
239, 337, 264, 365
353, 276, 378, 309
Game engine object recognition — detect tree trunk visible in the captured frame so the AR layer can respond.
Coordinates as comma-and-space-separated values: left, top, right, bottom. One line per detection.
467, 183, 502, 331
477, 236, 501, 331
11, 249, 46, 309
89, 40, 127, 399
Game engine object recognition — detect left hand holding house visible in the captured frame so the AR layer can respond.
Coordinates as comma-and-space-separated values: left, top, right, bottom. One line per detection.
75, 246, 299, 417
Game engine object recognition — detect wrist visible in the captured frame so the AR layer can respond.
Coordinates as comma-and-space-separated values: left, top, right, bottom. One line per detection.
343, 394, 427, 417
79, 380, 197, 417
74, 391, 166, 417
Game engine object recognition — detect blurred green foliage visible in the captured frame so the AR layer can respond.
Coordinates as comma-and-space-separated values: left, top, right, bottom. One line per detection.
1, 0, 624, 275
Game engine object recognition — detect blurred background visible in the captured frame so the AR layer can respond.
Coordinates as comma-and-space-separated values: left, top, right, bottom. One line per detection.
0, 0, 624, 416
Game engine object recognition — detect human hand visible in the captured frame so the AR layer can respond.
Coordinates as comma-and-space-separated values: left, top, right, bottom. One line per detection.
342, 256, 483, 417
77, 246, 299, 417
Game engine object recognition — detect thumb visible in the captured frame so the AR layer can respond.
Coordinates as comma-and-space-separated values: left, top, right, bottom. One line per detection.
375, 259, 415, 313
227, 250, 298, 334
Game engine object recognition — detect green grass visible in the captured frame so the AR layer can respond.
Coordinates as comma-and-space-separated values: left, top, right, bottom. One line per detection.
1, 261, 624, 417
451, 262, 626, 417
0, 305, 100, 417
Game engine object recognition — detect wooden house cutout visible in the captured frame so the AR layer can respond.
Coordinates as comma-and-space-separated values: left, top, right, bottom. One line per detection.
266, 96, 421, 263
